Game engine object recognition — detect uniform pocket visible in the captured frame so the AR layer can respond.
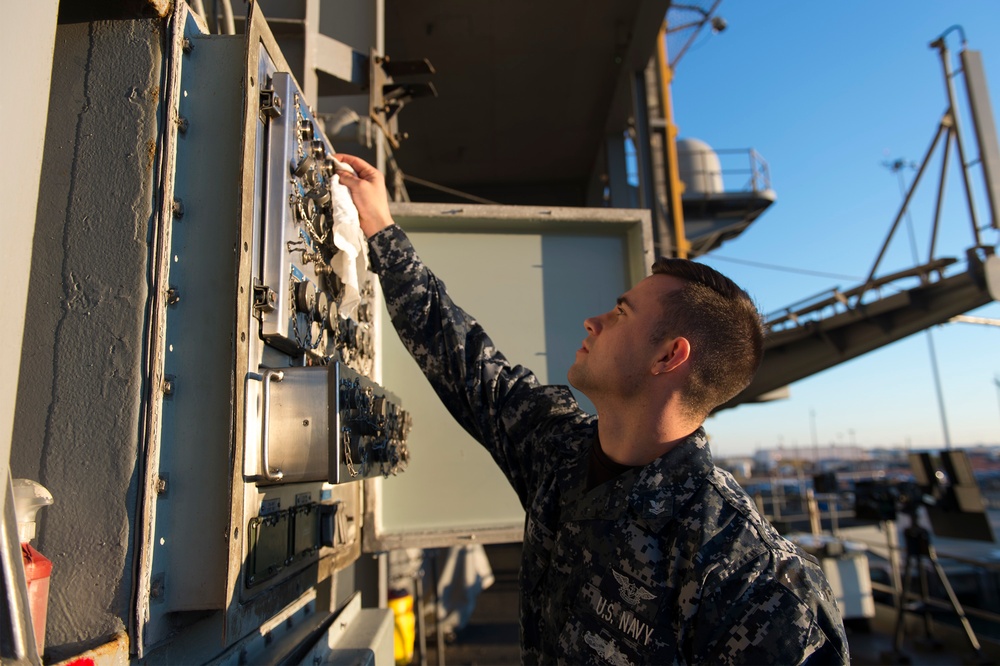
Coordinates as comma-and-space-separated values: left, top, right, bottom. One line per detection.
555, 566, 668, 665
557, 587, 651, 666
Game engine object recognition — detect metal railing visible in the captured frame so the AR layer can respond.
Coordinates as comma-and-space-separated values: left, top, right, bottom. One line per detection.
754, 488, 1000, 641
676, 147, 772, 195
763, 257, 959, 333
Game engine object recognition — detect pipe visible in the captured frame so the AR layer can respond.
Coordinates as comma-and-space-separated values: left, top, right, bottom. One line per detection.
656, 21, 689, 258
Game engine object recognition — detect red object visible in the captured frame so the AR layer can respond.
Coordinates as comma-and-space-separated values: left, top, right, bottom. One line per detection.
22, 543, 52, 656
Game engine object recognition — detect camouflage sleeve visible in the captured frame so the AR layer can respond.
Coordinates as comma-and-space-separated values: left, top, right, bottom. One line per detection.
367, 225, 584, 506
692, 551, 850, 665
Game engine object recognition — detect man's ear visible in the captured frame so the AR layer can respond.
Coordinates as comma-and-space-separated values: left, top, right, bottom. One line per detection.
652, 337, 691, 375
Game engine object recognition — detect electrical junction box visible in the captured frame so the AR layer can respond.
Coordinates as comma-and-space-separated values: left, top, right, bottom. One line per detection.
255, 363, 411, 485
137, 6, 413, 652
128, 3, 651, 657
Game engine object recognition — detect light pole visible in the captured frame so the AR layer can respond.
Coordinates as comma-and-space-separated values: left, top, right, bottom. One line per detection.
810, 409, 819, 467
995, 375, 1000, 428
885, 157, 954, 449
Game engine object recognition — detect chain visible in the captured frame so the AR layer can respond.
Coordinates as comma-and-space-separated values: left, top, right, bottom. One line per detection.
304, 208, 328, 245
290, 286, 303, 345
342, 427, 359, 478
289, 291, 310, 350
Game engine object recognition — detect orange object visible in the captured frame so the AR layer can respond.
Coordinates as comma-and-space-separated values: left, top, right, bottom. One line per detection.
22, 542, 52, 656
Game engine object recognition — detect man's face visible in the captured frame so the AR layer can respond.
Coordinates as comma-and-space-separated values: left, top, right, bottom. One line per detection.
567, 274, 683, 403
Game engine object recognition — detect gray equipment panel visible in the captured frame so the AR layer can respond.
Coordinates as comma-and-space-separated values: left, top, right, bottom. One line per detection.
257, 71, 375, 373
246, 47, 406, 487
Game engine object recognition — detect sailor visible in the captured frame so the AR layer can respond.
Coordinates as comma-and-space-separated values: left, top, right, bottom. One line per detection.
336, 153, 849, 665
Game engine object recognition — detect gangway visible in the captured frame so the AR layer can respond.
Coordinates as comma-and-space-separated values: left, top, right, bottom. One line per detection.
721, 249, 998, 410
720, 29, 1000, 411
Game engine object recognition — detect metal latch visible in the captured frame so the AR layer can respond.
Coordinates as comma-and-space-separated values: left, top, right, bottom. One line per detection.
260, 87, 282, 120
253, 281, 277, 313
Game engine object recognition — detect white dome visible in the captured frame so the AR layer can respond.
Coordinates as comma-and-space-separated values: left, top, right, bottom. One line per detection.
676, 138, 723, 195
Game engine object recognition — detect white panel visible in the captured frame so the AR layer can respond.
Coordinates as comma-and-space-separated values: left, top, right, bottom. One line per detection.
369, 204, 653, 549
379, 233, 543, 536
0, 0, 59, 509
962, 50, 1000, 230
987, 254, 1000, 302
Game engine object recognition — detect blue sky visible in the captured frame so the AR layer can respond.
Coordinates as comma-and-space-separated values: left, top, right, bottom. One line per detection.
668, 1, 1000, 457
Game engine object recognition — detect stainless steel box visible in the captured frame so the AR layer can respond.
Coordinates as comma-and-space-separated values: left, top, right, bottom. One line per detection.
255, 363, 409, 485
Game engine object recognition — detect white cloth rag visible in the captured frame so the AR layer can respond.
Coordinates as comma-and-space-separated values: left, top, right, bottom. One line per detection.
329, 158, 370, 321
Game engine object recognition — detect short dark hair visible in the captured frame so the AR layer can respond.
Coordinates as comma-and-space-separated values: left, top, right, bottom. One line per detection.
650, 257, 764, 418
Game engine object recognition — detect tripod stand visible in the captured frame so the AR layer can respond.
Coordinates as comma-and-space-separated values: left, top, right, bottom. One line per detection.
881, 507, 987, 664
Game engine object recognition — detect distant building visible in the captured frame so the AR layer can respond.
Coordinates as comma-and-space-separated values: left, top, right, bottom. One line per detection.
719, 458, 753, 479
754, 446, 869, 466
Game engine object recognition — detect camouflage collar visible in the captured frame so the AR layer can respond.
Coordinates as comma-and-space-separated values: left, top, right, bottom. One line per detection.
559, 445, 629, 521
627, 427, 714, 532
559, 427, 714, 531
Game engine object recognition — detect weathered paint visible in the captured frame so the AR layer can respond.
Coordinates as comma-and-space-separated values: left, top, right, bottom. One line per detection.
11, 18, 165, 661
51, 631, 128, 666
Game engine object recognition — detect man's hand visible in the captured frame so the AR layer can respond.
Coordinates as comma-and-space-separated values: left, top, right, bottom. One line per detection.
334, 153, 395, 238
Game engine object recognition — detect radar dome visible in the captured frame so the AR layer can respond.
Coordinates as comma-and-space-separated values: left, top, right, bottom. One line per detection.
676, 138, 723, 196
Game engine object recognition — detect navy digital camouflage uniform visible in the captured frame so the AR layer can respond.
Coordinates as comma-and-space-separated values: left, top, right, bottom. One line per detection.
369, 225, 850, 665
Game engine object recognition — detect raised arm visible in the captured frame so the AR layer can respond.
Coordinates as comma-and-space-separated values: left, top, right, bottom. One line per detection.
335, 155, 589, 506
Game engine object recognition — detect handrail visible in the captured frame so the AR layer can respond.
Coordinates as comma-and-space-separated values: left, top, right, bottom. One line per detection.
755, 488, 1000, 638
764, 257, 959, 332
675, 146, 773, 195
